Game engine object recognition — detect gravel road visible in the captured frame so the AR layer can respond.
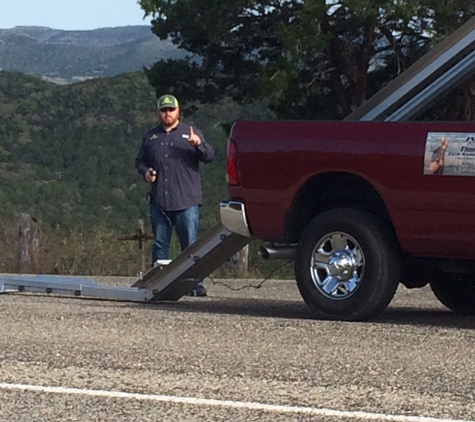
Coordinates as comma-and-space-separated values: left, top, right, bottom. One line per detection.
1, 277, 475, 421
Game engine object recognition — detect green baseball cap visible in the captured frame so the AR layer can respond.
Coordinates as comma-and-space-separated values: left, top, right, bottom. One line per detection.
157, 94, 179, 110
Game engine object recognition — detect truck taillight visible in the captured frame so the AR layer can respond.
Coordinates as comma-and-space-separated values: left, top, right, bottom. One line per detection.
226, 140, 240, 186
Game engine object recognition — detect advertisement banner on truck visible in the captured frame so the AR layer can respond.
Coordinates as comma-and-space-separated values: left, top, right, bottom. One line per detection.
424, 132, 475, 176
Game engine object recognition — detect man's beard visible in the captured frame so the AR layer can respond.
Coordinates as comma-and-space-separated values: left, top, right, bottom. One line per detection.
161, 115, 179, 128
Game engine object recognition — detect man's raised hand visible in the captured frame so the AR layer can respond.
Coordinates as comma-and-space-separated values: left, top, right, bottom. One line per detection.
189, 126, 201, 146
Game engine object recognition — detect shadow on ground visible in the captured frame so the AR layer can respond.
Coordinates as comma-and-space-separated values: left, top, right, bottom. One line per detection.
141, 297, 475, 329
149, 298, 313, 320
6, 291, 475, 329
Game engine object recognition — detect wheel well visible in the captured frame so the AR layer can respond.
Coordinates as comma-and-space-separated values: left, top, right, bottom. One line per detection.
284, 172, 396, 242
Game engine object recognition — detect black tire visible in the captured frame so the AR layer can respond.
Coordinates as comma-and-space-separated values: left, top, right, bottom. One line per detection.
430, 274, 475, 315
295, 208, 401, 321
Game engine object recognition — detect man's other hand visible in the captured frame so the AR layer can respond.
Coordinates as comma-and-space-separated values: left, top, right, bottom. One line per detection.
145, 168, 157, 183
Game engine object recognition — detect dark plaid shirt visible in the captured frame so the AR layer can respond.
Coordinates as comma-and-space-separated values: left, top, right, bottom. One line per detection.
135, 122, 215, 211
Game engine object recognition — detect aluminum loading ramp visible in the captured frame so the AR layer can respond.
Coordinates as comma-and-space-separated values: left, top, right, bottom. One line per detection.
0, 223, 250, 302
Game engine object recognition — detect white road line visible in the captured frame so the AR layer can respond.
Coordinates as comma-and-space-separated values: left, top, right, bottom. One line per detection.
0, 382, 472, 422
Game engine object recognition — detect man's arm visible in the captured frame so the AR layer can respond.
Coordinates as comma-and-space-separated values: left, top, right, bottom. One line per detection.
189, 127, 216, 163
135, 138, 151, 178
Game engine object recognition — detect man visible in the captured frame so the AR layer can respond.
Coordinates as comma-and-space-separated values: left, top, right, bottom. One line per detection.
429, 136, 449, 175
135, 94, 215, 296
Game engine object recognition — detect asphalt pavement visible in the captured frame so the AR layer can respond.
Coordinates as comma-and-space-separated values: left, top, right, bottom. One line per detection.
1, 277, 475, 421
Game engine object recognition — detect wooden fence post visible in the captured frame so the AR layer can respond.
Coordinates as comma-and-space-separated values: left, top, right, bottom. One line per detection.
118, 219, 155, 273
18, 213, 40, 274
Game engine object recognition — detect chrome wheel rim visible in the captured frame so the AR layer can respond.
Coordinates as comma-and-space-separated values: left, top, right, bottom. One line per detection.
310, 232, 365, 300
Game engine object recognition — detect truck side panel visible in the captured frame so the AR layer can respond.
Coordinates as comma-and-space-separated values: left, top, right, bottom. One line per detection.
229, 120, 475, 259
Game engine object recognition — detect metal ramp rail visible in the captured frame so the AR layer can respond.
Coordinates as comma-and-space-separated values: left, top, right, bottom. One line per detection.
3, 17, 475, 303
344, 15, 475, 122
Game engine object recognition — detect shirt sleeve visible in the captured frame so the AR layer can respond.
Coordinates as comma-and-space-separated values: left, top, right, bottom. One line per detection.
194, 129, 216, 163
135, 136, 150, 178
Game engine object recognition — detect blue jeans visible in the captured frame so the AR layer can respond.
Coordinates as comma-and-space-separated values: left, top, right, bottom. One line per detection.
150, 204, 201, 281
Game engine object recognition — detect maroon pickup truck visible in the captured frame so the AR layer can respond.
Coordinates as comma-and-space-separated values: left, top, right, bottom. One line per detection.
220, 120, 475, 321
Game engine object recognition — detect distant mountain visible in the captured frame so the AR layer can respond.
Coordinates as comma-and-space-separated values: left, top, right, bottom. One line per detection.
0, 26, 187, 83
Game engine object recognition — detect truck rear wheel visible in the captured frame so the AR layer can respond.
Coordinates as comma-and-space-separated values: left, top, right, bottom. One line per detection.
295, 208, 400, 321
430, 274, 475, 315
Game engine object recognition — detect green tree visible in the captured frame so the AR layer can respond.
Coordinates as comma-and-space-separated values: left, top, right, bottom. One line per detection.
140, 0, 475, 119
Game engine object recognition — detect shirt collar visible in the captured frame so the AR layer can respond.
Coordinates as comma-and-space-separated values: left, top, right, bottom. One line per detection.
159, 121, 181, 133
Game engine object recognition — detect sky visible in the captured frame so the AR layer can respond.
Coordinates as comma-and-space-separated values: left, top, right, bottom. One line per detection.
0, 0, 153, 31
